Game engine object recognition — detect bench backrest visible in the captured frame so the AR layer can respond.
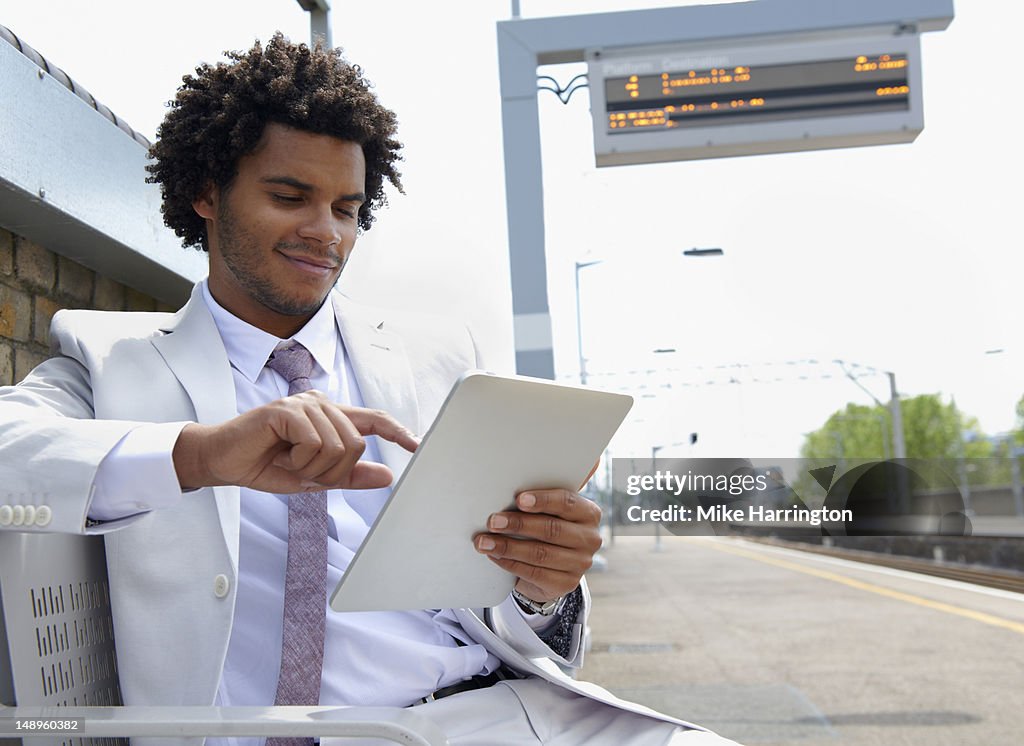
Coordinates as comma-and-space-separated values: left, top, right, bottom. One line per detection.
0, 532, 124, 746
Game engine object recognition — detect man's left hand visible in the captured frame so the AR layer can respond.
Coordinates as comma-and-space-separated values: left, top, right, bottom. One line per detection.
474, 489, 602, 603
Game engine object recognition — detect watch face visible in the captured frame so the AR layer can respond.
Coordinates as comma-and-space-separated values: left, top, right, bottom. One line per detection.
538, 599, 560, 615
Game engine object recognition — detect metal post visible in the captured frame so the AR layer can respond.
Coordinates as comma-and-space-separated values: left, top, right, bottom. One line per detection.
836, 362, 904, 462
888, 371, 907, 460
575, 260, 602, 386
649, 442, 683, 550
575, 263, 586, 386
295, 0, 333, 48
497, 32, 553, 379
887, 371, 914, 513
950, 397, 973, 516
651, 445, 665, 552
496, 2, 952, 380
1011, 447, 1024, 518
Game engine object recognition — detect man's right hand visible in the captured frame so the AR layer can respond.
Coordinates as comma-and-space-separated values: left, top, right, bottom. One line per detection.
172, 390, 419, 493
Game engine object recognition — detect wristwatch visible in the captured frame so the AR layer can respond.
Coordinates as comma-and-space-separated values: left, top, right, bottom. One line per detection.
511, 588, 563, 616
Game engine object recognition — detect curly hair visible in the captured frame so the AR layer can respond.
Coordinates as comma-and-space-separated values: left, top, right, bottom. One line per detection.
146, 33, 403, 250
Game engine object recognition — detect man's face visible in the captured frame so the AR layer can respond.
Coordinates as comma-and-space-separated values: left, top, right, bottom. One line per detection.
195, 122, 366, 337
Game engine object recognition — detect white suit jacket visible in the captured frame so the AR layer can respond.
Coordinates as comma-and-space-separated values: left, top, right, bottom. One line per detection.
0, 283, 695, 731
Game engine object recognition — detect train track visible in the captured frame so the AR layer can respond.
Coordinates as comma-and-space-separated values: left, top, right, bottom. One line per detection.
747, 536, 1024, 595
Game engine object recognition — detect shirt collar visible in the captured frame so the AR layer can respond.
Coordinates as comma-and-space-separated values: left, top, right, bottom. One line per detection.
200, 280, 339, 384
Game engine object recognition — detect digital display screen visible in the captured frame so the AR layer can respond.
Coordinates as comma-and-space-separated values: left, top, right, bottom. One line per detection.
603, 54, 910, 133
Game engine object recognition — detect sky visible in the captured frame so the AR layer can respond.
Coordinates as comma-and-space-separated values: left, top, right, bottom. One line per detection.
2, 0, 1021, 461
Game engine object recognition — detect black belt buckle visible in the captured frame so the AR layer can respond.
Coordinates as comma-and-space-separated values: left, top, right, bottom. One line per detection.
419, 668, 509, 704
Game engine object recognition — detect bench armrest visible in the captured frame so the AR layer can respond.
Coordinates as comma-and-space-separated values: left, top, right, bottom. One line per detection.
1, 705, 449, 746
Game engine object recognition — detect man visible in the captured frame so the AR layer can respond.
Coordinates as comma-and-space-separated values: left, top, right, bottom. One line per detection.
0, 35, 739, 745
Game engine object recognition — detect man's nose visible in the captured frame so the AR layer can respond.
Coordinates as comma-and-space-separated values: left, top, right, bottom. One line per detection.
298, 205, 342, 247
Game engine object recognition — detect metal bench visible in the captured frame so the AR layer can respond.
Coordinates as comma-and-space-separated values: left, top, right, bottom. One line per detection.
0, 532, 447, 746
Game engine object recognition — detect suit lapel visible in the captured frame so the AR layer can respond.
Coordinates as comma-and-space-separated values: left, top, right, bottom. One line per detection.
144, 287, 421, 572
151, 283, 241, 572
332, 293, 420, 478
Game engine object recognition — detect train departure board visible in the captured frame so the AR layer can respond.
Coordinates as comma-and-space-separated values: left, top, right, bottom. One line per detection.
588, 32, 923, 166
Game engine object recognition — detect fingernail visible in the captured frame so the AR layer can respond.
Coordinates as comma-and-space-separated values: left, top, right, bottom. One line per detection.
490, 515, 509, 530
301, 480, 322, 489
477, 537, 495, 551
519, 493, 536, 508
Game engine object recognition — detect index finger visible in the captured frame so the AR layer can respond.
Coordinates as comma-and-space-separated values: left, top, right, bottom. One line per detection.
339, 405, 420, 453
515, 489, 601, 524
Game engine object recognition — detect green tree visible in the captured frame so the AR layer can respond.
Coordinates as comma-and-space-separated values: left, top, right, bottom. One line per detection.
796, 394, 994, 501
1015, 394, 1024, 446
800, 393, 990, 461
800, 402, 889, 460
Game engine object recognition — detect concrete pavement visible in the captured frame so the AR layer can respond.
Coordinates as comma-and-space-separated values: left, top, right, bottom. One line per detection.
579, 535, 1024, 745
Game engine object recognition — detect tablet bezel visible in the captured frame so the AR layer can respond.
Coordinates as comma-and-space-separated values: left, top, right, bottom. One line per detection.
328, 371, 633, 612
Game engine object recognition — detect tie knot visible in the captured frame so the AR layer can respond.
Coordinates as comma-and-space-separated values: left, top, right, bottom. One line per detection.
267, 341, 316, 395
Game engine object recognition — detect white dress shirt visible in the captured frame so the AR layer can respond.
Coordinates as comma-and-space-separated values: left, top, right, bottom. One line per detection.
89, 282, 567, 718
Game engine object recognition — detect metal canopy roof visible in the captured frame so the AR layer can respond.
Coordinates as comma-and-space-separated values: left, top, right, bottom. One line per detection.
0, 24, 205, 306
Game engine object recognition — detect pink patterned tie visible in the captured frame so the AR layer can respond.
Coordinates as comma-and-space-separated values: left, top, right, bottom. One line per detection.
265, 341, 328, 746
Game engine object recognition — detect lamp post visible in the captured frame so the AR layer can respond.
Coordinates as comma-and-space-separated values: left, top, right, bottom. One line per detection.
578, 249, 722, 553
651, 442, 684, 552
574, 260, 603, 386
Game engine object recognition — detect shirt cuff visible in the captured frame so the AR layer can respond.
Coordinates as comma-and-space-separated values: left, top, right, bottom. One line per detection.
88, 421, 192, 521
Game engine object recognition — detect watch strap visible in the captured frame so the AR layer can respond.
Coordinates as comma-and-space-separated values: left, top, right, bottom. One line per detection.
511, 588, 563, 616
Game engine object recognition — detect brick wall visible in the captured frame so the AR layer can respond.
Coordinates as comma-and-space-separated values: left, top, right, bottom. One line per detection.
0, 227, 177, 385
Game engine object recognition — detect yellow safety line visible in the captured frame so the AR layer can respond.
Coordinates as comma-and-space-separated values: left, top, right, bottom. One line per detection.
700, 540, 1024, 637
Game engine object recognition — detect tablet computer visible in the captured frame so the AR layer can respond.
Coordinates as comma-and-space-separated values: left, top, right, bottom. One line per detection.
329, 371, 633, 612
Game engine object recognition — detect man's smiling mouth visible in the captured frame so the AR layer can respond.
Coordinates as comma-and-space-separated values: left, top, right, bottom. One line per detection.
277, 249, 340, 275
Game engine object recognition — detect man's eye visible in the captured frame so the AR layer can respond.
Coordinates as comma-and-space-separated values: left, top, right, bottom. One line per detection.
272, 194, 302, 203
334, 206, 357, 219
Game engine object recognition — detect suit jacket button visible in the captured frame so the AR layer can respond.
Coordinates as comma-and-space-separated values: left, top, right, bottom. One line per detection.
35, 505, 52, 527
0, 505, 12, 526
213, 574, 230, 598
22, 506, 36, 526
11, 505, 25, 526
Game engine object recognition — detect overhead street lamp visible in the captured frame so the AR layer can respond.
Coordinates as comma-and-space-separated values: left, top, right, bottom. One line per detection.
575, 248, 725, 387
576, 249, 724, 550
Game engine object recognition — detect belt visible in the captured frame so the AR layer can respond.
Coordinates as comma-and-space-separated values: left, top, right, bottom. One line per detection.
416, 667, 513, 705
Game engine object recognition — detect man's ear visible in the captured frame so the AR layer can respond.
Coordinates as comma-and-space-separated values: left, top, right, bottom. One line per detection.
192, 182, 217, 220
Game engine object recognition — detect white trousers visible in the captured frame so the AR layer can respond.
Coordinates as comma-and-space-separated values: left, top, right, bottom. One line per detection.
324, 678, 742, 746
